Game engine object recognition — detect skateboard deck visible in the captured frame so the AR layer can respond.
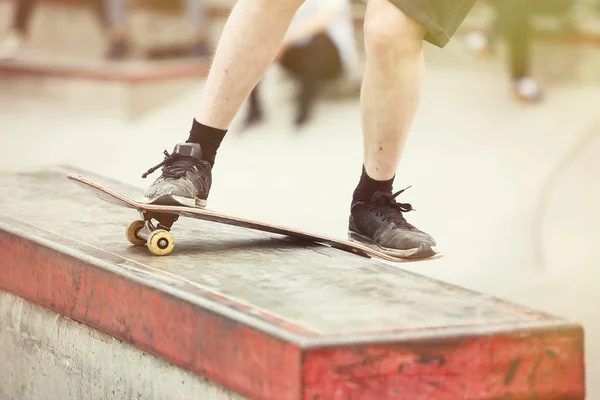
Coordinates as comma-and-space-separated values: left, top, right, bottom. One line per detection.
67, 174, 441, 263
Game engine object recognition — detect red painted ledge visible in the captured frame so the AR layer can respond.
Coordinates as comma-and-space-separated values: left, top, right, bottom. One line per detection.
0, 57, 212, 84
0, 219, 585, 400
0, 168, 586, 400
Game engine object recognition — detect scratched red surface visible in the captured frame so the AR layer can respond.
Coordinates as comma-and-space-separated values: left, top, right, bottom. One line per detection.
0, 230, 586, 400
0, 234, 302, 400
303, 329, 585, 399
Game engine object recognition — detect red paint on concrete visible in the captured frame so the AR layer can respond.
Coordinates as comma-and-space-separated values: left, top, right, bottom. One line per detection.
303, 330, 585, 399
0, 233, 302, 400
0, 228, 586, 399
0, 61, 212, 84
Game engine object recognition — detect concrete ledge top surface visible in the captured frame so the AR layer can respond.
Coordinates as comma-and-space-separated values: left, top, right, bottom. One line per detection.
0, 166, 578, 345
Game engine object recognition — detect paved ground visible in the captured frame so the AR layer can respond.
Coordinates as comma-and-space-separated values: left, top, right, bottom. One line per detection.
1, 38, 599, 396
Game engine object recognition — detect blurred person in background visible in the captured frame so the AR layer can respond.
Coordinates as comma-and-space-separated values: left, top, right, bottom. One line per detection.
244, 0, 361, 128
101, 0, 211, 60
140, 0, 478, 259
466, 0, 576, 103
0, 0, 108, 60
0, 0, 210, 61
0, 0, 36, 60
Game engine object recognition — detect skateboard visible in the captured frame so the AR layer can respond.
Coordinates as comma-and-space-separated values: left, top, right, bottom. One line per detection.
67, 174, 441, 263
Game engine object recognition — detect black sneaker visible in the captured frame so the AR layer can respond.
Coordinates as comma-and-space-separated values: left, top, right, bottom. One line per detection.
142, 143, 211, 208
348, 188, 437, 259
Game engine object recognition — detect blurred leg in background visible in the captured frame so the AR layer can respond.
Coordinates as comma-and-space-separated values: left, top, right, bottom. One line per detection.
145, 0, 211, 59
497, 0, 542, 103
185, 0, 211, 57
246, 33, 343, 128
282, 33, 343, 127
465, 0, 541, 103
464, 0, 501, 59
101, 0, 211, 60
0, 0, 36, 60
102, 0, 130, 59
245, 0, 358, 128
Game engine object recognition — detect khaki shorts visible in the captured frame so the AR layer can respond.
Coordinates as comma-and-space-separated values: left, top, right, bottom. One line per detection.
389, 0, 477, 48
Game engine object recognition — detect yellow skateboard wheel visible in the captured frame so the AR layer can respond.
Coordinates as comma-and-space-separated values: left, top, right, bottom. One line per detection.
126, 220, 146, 246
146, 230, 175, 256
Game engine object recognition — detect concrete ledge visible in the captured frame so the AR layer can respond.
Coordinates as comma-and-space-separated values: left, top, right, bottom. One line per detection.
0, 54, 210, 83
0, 167, 587, 400
0, 55, 208, 119
0, 290, 247, 400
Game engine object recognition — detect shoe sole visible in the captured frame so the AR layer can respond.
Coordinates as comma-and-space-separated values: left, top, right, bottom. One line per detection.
348, 231, 437, 260
145, 194, 207, 208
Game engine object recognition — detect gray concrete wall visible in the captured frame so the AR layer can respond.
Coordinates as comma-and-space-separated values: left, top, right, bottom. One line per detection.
0, 290, 247, 400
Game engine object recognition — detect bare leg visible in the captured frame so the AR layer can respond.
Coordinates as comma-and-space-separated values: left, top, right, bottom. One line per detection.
245, 82, 264, 127
99, 0, 131, 59
185, 0, 208, 44
497, 0, 532, 80
347, 0, 436, 258
360, 0, 426, 181
0, 0, 36, 60
104, 0, 129, 41
14, 0, 36, 34
496, 0, 540, 102
195, 0, 305, 129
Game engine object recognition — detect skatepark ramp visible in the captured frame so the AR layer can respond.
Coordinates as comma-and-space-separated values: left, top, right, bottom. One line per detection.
0, 167, 586, 399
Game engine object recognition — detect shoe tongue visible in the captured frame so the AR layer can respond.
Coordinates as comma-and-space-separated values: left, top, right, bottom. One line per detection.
173, 143, 202, 160
371, 191, 393, 205
370, 192, 413, 214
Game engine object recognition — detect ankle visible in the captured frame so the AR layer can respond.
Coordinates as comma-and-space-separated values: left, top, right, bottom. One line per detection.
352, 165, 394, 205
186, 119, 228, 167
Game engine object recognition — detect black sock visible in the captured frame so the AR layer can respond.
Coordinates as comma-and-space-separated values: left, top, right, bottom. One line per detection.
186, 119, 227, 167
352, 166, 394, 205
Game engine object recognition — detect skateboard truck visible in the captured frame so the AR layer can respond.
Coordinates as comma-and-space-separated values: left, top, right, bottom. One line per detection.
126, 211, 179, 256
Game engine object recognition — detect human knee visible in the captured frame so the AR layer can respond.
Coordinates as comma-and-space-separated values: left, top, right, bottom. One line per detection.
363, 0, 426, 60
